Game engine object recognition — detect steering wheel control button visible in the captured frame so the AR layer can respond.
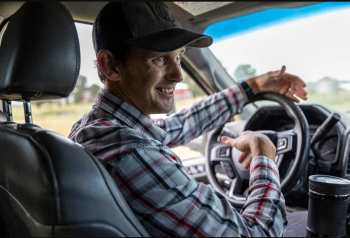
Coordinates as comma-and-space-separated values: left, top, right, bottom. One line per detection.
188, 166, 198, 175
186, 164, 206, 176
197, 164, 205, 173
277, 138, 287, 151
217, 147, 230, 157
220, 161, 235, 179
223, 180, 231, 190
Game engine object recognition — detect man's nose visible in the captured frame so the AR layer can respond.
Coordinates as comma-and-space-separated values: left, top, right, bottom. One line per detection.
166, 60, 183, 83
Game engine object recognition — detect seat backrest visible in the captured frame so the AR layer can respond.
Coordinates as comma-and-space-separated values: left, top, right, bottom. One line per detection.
0, 2, 149, 237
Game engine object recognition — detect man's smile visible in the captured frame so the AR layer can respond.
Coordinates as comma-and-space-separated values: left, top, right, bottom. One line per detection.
155, 87, 175, 96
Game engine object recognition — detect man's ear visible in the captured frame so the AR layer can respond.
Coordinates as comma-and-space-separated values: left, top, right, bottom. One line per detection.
97, 50, 121, 82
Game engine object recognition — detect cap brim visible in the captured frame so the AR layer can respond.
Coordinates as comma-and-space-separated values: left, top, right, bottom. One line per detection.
125, 28, 213, 52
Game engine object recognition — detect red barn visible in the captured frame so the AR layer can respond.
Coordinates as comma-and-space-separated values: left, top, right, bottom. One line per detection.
174, 83, 189, 99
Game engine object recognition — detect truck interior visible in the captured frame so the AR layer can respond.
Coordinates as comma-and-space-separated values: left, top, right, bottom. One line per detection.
1, 1, 350, 237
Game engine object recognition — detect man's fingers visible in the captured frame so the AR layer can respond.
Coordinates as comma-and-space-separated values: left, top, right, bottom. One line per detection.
294, 85, 308, 95
221, 136, 236, 147
279, 65, 287, 76
286, 84, 307, 102
288, 74, 307, 88
294, 86, 308, 100
244, 155, 253, 169
221, 136, 229, 143
238, 152, 250, 163
285, 91, 300, 103
269, 65, 286, 78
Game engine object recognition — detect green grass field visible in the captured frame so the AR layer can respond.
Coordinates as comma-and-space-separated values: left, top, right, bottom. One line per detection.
13, 103, 93, 137
255, 92, 350, 112
306, 92, 350, 112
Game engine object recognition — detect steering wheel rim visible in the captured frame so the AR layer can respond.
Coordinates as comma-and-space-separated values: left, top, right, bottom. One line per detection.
205, 93, 310, 208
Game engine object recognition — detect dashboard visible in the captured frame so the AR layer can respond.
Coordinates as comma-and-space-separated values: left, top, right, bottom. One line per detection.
243, 103, 350, 208
246, 104, 343, 165
182, 103, 350, 210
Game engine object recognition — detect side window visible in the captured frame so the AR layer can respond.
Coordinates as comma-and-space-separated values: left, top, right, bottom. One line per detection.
169, 70, 208, 161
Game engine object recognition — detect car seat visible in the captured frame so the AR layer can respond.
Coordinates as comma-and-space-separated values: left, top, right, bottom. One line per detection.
0, 2, 149, 237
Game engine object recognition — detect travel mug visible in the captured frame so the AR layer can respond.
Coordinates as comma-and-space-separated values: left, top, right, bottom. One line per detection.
307, 175, 350, 237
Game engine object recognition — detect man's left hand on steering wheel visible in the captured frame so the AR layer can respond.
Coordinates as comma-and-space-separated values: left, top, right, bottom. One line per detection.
227, 65, 309, 169
244, 65, 308, 103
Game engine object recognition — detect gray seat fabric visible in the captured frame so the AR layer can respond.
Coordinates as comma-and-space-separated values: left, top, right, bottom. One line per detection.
0, 2, 149, 237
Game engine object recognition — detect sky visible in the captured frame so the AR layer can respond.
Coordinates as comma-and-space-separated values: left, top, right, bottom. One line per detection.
75, 4, 350, 87
208, 7, 350, 83
75, 23, 100, 87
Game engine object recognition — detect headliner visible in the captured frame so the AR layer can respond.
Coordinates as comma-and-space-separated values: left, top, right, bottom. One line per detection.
0, 2, 322, 33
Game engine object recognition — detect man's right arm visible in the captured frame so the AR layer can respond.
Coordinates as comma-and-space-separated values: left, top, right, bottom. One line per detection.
107, 140, 287, 237
241, 156, 288, 237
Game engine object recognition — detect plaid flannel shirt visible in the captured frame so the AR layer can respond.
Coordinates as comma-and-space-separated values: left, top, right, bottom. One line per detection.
69, 86, 287, 237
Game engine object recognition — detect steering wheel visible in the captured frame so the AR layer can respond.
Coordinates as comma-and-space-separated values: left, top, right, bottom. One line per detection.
205, 93, 310, 208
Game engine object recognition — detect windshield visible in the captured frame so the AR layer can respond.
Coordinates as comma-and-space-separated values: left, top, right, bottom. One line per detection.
205, 2, 350, 112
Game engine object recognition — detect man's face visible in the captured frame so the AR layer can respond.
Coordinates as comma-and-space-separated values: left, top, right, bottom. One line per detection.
111, 46, 185, 116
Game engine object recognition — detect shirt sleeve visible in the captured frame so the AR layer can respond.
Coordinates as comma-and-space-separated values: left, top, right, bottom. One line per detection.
107, 143, 288, 237
161, 85, 245, 148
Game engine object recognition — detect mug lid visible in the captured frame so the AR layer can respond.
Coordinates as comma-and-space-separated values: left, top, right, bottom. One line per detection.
309, 175, 350, 196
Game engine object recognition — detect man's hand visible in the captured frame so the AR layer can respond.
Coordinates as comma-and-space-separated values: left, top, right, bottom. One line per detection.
221, 131, 276, 169
246, 65, 308, 103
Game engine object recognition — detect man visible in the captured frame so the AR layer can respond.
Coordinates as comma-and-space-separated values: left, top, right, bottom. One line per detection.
69, 2, 308, 237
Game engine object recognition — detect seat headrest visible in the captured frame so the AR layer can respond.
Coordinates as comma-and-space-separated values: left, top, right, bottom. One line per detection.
0, 2, 80, 101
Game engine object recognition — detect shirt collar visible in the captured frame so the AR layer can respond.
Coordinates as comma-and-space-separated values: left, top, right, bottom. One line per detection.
95, 89, 167, 142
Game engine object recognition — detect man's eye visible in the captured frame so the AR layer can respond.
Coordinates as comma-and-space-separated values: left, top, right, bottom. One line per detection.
155, 56, 165, 63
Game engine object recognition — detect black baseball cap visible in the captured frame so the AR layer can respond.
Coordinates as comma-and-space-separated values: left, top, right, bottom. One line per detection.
93, 2, 213, 55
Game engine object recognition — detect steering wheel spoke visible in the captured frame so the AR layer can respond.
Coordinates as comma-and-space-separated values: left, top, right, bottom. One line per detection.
209, 145, 237, 179
228, 178, 246, 201
276, 154, 285, 168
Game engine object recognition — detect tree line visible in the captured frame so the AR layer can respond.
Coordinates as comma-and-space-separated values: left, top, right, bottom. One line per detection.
33, 75, 101, 107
